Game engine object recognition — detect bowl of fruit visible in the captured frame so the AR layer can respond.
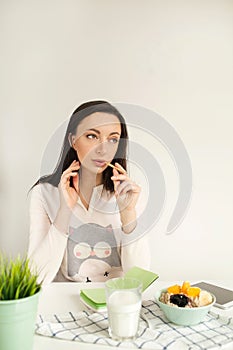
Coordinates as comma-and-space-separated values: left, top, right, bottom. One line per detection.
155, 281, 216, 326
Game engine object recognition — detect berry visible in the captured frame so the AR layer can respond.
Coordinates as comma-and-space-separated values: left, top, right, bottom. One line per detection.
170, 294, 189, 307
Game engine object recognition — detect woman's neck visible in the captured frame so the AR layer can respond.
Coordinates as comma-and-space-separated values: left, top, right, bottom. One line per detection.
78, 167, 103, 209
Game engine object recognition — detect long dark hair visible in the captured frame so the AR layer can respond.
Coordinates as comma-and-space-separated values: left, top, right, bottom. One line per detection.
32, 100, 128, 192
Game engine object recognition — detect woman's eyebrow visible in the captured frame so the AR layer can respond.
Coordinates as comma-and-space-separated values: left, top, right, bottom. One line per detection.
109, 131, 121, 136
86, 128, 120, 136
86, 128, 100, 134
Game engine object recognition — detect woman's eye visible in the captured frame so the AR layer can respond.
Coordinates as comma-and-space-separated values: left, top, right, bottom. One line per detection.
109, 138, 119, 144
86, 134, 98, 139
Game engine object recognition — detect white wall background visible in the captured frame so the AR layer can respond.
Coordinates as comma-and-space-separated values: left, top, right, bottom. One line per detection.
1, 0, 233, 281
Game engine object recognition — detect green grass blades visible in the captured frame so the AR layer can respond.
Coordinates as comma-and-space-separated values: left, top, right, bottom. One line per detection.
0, 254, 41, 300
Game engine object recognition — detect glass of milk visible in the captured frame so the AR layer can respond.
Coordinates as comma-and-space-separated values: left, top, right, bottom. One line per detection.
105, 277, 142, 341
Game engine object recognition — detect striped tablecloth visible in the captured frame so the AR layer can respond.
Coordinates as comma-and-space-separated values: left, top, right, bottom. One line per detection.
36, 300, 233, 349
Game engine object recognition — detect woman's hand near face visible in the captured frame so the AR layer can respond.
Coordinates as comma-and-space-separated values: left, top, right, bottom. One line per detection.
111, 163, 141, 233
59, 160, 80, 209
111, 163, 141, 210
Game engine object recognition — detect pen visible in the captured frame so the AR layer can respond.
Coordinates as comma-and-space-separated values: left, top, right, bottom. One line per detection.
106, 162, 126, 174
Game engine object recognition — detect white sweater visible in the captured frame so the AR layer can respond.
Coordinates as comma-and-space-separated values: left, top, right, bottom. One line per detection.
28, 182, 151, 284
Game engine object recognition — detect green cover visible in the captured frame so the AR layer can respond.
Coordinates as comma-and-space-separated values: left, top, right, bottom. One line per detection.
125, 266, 159, 292
80, 288, 106, 310
80, 266, 159, 310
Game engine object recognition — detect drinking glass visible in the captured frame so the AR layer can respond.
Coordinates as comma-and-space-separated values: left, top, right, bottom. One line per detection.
105, 277, 142, 341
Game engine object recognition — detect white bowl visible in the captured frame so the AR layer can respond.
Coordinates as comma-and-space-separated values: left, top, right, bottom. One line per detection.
155, 289, 216, 326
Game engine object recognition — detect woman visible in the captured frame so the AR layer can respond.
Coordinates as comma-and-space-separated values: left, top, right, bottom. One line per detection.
28, 100, 150, 284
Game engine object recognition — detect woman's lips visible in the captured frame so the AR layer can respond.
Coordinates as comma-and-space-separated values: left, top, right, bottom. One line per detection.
92, 159, 107, 167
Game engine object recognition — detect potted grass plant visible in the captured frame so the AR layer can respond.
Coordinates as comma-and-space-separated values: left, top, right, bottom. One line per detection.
0, 254, 42, 350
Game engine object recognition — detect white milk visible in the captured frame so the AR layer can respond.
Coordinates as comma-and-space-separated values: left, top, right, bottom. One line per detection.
107, 290, 141, 340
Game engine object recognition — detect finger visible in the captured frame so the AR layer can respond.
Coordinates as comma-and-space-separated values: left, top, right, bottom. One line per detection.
111, 174, 128, 182
62, 168, 79, 178
69, 161, 80, 172
63, 161, 80, 172
111, 169, 129, 195
69, 160, 79, 169
114, 162, 127, 174
73, 174, 79, 193
121, 183, 141, 195
116, 181, 131, 196
112, 168, 121, 194
59, 161, 80, 193
61, 172, 78, 186
112, 168, 120, 177
117, 181, 141, 195
111, 167, 127, 181
62, 169, 79, 179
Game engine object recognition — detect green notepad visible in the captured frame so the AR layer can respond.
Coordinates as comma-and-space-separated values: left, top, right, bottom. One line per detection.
80, 288, 107, 311
80, 266, 159, 311
125, 266, 159, 292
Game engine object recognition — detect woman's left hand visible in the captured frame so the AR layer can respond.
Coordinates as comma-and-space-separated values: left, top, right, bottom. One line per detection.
111, 162, 141, 212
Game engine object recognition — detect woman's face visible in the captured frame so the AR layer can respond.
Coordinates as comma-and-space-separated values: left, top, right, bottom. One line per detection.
72, 112, 121, 173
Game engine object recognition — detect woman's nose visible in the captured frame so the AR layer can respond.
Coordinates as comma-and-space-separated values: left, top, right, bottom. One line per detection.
95, 141, 107, 155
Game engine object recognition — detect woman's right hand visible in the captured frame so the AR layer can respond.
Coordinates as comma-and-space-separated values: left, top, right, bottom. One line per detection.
59, 160, 80, 209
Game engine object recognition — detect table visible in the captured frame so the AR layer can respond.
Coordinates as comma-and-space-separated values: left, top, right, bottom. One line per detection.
33, 280, 233, 350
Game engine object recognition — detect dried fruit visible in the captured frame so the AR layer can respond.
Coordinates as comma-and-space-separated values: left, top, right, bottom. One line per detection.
181, 281, 190, 294
186, 287, 201, 297
167, 284, 181, 294
161, 281, 213, 309
170, 294, 189, 307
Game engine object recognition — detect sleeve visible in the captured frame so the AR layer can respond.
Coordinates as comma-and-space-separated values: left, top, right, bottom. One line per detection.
28, 185, 68, 285
121, 234, 151, 273
119, 188, 151, 272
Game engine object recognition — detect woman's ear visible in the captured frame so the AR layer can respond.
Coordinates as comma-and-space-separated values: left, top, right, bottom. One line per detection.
68, 133, 76, 148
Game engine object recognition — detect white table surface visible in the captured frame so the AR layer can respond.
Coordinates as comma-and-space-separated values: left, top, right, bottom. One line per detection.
33, 280, 233, 350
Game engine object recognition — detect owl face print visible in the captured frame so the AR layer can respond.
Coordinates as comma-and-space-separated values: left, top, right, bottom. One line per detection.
67, 223, 121, 282
73, 241, 112, 260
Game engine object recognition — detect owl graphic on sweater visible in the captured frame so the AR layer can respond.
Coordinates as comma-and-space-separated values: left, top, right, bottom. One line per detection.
67, 223, 122, 282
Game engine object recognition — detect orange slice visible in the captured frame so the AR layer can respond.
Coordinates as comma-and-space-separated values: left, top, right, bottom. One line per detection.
186, 287, 201, 297
167, 284, 181, 294
181, 281, 191, 294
